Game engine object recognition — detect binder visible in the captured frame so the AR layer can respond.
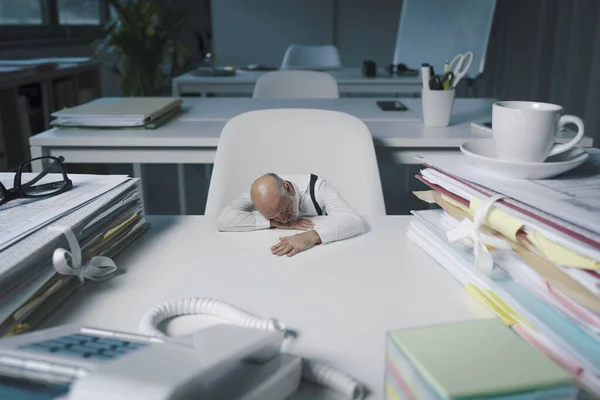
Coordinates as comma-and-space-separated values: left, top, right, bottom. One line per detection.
51, 97, 183, 127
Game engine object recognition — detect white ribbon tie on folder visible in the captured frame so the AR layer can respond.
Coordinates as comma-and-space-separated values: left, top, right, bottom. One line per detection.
48, 226, 117, 283
446, 194, 510, 275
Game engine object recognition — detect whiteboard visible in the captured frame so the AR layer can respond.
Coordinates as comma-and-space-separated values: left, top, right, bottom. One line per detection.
392, 0, 496, 79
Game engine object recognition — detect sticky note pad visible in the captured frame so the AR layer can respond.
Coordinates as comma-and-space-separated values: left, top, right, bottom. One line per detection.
388, 319, 573, 399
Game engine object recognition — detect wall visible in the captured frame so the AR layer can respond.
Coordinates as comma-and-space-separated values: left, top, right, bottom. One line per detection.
336, 0, 402, 67
211, 0, 403, 68
170, 0, 212, 64
476, 0, 600, 146
211, 0, 335, 67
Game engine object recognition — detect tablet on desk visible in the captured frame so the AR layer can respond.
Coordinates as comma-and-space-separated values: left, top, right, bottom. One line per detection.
376, 100, 408, 111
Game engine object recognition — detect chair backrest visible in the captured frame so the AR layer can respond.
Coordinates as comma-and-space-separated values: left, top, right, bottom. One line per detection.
205, 109, 385, 216
280, 44, 342, 70
252, 70, 339, 99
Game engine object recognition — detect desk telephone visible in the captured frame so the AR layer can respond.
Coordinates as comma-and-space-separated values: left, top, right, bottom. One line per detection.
0, 298, 364, 400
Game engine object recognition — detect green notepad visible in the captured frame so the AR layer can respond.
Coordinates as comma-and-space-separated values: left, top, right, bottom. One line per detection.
389, 319, 573, 399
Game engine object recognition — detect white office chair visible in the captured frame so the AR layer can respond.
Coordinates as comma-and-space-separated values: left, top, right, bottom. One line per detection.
205, 109, 385, 216
252, 70, 339, 99
280, 44, 342, 70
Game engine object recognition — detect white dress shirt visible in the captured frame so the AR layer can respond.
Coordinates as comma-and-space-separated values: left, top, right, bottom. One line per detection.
217, 174, 366, 244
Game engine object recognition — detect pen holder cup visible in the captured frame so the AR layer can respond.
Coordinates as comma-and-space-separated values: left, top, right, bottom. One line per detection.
422, 89, 455, 127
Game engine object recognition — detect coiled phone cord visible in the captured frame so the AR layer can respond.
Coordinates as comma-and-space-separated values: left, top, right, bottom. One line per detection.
139, 297, 365, 400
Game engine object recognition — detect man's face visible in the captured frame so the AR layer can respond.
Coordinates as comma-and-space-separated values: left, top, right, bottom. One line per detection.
262, 181, 299, 223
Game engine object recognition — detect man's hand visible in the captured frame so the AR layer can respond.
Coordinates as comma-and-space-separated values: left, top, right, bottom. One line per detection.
270, 218, 314, 230
271, 230, 322, 257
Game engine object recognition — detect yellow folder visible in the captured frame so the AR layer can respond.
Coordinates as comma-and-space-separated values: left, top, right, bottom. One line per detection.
414, 190, 600, 314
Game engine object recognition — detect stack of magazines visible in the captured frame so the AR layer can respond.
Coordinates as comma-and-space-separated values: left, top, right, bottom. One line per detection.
401, 148, 600, 396
0, 173, 147, 337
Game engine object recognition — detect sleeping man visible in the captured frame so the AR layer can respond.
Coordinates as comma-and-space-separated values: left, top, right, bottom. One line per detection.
217, 173, 367, 257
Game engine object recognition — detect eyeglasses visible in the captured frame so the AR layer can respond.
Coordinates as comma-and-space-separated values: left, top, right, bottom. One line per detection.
0, 156, 73, 206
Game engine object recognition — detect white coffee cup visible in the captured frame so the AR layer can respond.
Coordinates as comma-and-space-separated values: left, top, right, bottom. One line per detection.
492, 101, 585, 162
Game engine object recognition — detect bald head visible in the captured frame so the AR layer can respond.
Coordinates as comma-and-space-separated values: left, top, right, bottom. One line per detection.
250, 173, 298, 223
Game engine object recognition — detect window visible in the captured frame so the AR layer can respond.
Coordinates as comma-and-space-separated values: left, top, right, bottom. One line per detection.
58, 0, 101, 25
0, 0, 43, 25
0, 0, 110, 42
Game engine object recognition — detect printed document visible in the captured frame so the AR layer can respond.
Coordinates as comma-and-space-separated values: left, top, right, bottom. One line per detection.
419, 149, 600, 235
0, 174, 129, 251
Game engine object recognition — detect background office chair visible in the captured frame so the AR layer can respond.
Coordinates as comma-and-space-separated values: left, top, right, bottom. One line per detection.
280, 44, 342, 70
205, 109, 385, 216
252, 70, 339, 99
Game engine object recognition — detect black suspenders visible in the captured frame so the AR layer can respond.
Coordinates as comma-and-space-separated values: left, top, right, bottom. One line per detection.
309, 174, 323, 216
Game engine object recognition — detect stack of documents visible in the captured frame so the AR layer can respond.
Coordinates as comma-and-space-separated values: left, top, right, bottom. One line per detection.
0, 174, 147, 336
51, 97, 183, 129
403, 148, 600, 396
386, 319, 577, 399
0, 66, 26, 77
0, 59, 60, 71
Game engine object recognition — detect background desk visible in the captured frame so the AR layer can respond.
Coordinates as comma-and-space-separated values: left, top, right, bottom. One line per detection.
41, 215, 492, 400
0, 60, 101, 170
172, 67, 423, 97
30, 98, 592, 215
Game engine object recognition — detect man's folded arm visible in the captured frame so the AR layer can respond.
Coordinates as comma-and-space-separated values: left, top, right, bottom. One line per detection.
217, 194, 271, 232
312, 179, 367, 244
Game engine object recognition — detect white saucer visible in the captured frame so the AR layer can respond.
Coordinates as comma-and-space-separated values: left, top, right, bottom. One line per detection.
459, 139, 589, 179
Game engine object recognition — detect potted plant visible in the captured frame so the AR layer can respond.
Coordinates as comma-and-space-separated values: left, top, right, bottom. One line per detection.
95, 0, 190, 96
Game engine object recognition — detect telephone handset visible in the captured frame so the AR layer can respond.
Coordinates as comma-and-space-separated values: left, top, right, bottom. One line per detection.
139, 297, 365, 399
0, 298, 365, 399
0, 323, 300, 400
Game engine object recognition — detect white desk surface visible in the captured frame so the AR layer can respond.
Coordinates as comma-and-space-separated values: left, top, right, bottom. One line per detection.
180, 98, 422, 122
173, 67, 421, 86
42, 215, 492, 399
30, 98, 592, 150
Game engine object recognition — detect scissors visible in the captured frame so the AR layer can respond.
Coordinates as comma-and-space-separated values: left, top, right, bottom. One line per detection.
448, 51, 473, 88
429, 71, 454, 90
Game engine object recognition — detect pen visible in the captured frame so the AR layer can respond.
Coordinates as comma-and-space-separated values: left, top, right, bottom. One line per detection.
443, 60, 450, 90
429, 76, 440, 90
421, 63, 431, 90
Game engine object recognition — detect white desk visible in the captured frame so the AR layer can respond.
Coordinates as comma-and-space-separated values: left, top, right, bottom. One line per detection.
29, 98, 500, 159
41, 215, 492, 399
180, 98, 423, 121
172, 67, 423, 97
30, 97, 592, 215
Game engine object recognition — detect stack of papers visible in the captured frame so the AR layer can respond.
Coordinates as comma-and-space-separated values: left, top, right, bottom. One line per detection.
386, 319, 577, 399
0, 174, 129, 251
0, 174, 147, 336
0, 66, 25, 76
0, 58, 91, 77
403, 148, 600, 396
51, 97, 183, 129
0, 59, 59, 71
